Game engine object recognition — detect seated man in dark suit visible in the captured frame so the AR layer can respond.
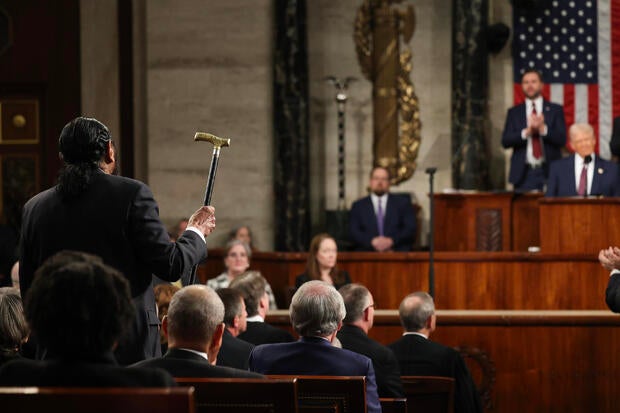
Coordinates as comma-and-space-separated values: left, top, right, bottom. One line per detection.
249, 280, 381, 413
0, 251, 175, 387
131, 285, 262, 379
389, 292, 482, 413
232, 271, 294, 345
337, 283, 403, 398
215, 288, 254, 370
547, 123, 620, 197
349, 166, 416, 252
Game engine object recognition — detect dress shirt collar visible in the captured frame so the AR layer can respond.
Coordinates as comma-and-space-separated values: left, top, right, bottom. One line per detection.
526, 96, 543, 115
403, 331, 428, 339
177, 348, 209, 361
247, 314, 264, 322
370, 193, 388, 215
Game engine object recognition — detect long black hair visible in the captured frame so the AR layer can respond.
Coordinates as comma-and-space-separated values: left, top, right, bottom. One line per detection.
56, 117, 111, 200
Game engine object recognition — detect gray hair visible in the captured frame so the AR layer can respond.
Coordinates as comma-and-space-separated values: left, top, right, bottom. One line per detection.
290, 280, 346, 337
569, 123, 595, 140
0, 287, 29, 355
339, 283, 371, 323
225, 239, 252, 260
167, 285, 224, 345
398, 291, 435, 332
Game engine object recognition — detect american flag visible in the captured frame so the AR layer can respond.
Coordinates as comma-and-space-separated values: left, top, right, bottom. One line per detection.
513, 0, 619, 158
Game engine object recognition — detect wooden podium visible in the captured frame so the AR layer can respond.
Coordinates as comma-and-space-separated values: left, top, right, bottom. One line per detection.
539, 197, 620, 254
433, 192, 542, 251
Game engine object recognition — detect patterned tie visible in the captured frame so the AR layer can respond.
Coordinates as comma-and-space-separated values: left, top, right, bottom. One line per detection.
376, 199, 384, 236
577, 164, 588, 196
531, 104, 542, 159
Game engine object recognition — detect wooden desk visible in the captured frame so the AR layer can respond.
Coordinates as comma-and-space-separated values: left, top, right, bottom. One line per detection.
198, 251, 607, 310
433, 192, 543, 252
539, 197, 620, 254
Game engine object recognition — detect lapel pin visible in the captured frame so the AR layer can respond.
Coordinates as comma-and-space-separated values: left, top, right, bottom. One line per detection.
598, 168, 604, 174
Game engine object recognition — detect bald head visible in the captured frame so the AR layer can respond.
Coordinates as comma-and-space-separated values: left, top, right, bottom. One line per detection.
166, 285, 224, 347
398, 292, 435, 332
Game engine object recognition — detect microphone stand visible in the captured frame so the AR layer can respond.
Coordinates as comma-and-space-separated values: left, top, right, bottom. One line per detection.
425, 167, 437, 297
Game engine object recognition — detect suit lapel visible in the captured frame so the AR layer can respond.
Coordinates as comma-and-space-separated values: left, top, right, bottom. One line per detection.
567, 155, 577, 195
363, 196, 379, 235
591, 157, 603, 195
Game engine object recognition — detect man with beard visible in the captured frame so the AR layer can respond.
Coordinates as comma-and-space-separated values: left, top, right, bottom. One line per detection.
502, 69, 566, 191
19, 116, 216, 365
349, 166, 416, 251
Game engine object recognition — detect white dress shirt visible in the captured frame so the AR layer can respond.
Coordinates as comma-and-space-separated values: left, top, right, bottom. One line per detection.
574, 153, 595, 195
521, 97, 548, 166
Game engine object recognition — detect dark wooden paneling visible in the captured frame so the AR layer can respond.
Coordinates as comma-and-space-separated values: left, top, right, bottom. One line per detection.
199, 251, 607, 310
511, 193, 541, 251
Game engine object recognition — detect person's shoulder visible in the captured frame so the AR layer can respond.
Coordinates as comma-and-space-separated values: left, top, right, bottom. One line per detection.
210, 364, 264, 378
544, 100, 564, 111
23, 186, 57, 209
507, 102, 525, 113
351, 196, 371, 208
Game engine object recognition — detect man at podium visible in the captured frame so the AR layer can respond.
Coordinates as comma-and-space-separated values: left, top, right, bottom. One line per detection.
546, 123, 620, 197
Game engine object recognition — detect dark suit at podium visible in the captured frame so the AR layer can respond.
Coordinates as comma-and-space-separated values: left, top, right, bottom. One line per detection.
546, 155, 620, 197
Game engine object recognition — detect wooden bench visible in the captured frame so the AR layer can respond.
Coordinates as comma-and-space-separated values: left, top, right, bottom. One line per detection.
268, 375, 366, 413
401, 376, 455, 413
0, 387, 195, 413
175, 377, 298, 413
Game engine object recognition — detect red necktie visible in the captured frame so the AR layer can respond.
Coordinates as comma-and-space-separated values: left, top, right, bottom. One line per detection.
531, 104, 542, 159
577, 164, 587, 196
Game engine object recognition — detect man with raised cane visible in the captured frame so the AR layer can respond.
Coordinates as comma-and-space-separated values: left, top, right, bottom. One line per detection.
19, 116, 217, 364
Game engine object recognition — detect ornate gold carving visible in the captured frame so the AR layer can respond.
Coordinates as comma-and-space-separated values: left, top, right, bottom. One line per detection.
12, 114, 25, 128
354, 0, 421, 185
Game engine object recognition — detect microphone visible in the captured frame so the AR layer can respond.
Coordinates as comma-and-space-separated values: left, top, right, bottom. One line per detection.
584, 155, 592, 164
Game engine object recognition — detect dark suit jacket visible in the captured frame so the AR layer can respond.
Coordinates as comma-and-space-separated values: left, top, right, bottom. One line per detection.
131, 348, 263, 379
249, 336, 381, 413
610, 116, 620, 158
337, 324, 403, 398
605, 272, 620, 312
238, 321, 295, 346
295, 270, 352, 290
349, 194, 416, 251
389, 334, 482, 413
0, 353, 176, 387
19, 170, 207, 364
216, 329, 254, 370
501, 101, 566, 186
546, 154, 620, 197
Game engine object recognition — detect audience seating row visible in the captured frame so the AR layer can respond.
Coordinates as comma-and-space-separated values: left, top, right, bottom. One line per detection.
0, 375, 455, 413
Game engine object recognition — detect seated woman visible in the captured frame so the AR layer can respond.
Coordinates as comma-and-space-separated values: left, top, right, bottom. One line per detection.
0, 287, 29, 367
228, 225, 256, 250
295, 233, 351, 290
206, 239, 277, 309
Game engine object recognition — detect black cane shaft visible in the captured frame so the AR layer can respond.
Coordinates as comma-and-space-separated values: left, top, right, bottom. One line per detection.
203, 151, 220, 206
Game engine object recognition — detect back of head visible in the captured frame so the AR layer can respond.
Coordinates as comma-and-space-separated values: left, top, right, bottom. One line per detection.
25, 251, 134, 359
0, 287, 29, 356
290, 280, 346, 337
339, 283, 370, 323
166, 285, 224, 345
216, 288, 244, 327
57, 117, 111, 199
398, 291, 435, 332
229, 271, 266, 317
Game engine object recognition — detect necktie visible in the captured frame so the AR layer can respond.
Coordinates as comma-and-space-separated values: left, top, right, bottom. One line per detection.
376, 199, 384, 236
577, 164, 588, 196
531, 104, 542, 159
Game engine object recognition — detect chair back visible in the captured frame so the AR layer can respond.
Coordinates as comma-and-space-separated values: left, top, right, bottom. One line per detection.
401, 376, 455, 413
0, 387, 195, 413
175, 377, 297, 413
380, 397, 407, 413
268, 375, 366, 413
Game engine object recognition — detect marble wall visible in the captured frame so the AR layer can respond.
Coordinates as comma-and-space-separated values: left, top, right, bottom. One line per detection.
140, 0, 513, 250
145, 0, 274, 249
